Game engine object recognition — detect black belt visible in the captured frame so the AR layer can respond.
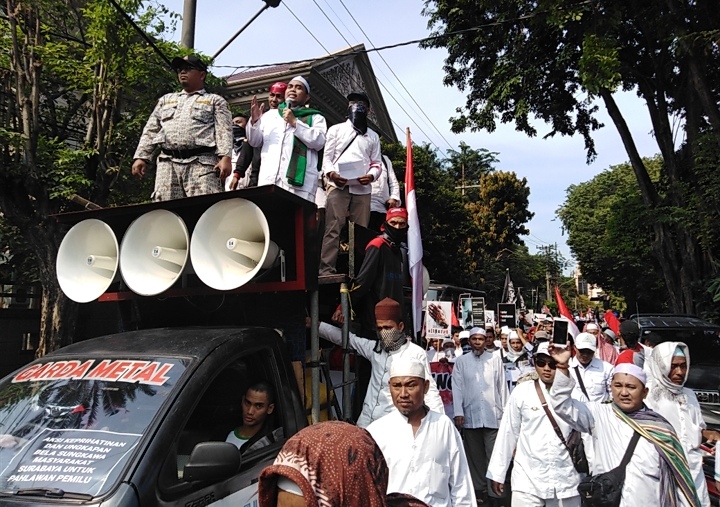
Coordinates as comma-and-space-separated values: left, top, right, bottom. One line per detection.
160, 146, 215, 158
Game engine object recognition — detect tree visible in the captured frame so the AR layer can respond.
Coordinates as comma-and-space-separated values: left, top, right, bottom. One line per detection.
422, 0, 720, 313
445, 141, 498, 200
1, 0, 181, 355
557, 156, 669, 313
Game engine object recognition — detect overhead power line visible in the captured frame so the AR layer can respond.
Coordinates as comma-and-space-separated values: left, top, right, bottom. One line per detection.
303, 0, 447, 156
336, 0, 456, 153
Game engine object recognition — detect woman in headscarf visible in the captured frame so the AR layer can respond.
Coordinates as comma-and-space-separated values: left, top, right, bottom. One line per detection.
645, 341, 720, 506
258, 421, 429, 507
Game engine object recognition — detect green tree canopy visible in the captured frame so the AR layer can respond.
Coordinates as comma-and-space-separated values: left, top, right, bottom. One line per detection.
1, 0, 187, 354
557, 156, 669, 312
422, 0, 720, 314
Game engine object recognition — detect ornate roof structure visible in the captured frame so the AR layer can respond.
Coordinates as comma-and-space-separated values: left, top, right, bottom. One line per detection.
223, 44, 397, 142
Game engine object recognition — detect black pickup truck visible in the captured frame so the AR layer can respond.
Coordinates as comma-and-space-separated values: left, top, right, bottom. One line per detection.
0, 327, 305, 507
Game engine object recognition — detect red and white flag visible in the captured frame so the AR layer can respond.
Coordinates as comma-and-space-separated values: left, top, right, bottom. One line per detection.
406, 129, 424, 338
554, 286, 580, 337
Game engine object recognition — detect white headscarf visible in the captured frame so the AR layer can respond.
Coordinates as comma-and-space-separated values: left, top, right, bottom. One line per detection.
647, 341, 690, 405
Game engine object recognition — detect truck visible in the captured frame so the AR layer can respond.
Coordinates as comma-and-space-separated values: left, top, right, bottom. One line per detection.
0, 326, 306, 507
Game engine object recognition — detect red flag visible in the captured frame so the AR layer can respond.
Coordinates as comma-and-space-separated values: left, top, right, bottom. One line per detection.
451, 303, 459, 327
405, 129, 424, 338
603, 310, 620, 335
554, 286, 580, 337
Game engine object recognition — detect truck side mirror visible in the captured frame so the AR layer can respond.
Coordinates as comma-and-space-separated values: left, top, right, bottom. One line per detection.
183, 442, 241, 482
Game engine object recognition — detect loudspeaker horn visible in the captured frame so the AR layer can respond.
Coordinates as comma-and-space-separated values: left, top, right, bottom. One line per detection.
119, 209, 190, 296
56, 219, 119, 303
190, 198, 279, 290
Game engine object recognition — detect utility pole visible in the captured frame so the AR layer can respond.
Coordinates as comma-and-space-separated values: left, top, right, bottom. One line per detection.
181, 0, 197, 48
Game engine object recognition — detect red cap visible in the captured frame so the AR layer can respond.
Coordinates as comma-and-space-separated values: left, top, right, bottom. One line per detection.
385, 207, 408, 222
269, 82, 287, 95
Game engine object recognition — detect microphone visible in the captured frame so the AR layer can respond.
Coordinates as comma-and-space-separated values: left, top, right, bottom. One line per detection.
285, 98, 294, 109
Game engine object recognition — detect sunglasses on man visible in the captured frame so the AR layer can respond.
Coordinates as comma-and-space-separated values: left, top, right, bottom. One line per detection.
535, 357, 558, 369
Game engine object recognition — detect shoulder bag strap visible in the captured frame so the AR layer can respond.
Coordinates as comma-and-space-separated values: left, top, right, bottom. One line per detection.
619, 431, 641, 468
534, 379, 567, 446
574, 365, 590, 399
332, 131, 360, 164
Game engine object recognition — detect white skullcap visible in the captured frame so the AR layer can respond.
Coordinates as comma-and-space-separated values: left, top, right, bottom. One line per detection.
613, 363, 647, 385
586, 323, 599, 331
469, 327, 486, 337
441, 337, 455, 347
277, 476, 303, 496
500, 326, 510, 335
459, 330, 470, 340
390, 357, 426, 379
290, 75, 310, 93
508, 330, 519, 340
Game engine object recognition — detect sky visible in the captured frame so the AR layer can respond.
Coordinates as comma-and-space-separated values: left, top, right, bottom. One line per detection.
158, 0, 661, 270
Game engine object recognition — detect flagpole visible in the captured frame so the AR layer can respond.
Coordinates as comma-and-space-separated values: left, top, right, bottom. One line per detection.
405, 128, 424, 340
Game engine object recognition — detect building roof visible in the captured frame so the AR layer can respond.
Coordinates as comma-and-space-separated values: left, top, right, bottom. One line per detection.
221, 44, 397, 142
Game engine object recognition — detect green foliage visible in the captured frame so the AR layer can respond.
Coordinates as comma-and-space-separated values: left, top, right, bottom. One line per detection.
381, 139, 542, 306
557, 156, 669, 311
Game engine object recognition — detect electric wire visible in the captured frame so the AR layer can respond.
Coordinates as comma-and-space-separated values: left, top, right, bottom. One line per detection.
337, 0, 455, 152
304, 0, 447, 156
282, 2, 425, 149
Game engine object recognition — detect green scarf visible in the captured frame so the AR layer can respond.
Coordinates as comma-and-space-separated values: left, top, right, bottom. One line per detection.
612, 404, 700, 507
278, 103, 324, 187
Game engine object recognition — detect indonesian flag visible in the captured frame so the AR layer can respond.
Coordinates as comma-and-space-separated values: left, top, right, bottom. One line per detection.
406, 129, 424, 338
603, 309, 621, 335
554, 286, 580, 337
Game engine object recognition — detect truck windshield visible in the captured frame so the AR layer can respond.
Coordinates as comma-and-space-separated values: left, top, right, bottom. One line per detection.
0, 357, 186, 498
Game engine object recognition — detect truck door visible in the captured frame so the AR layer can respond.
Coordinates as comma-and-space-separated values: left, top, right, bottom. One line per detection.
155, 346, 290, 507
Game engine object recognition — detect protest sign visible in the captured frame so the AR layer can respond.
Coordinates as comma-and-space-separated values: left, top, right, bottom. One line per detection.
426, 301, 452, 338
498, 303, 517, 328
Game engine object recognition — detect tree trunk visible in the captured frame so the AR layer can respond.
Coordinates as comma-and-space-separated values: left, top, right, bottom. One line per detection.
600, 88, 689, 313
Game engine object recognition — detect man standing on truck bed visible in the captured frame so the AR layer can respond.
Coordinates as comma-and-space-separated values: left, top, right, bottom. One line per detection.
319, 297, 443, 427
132, 54, 233, 201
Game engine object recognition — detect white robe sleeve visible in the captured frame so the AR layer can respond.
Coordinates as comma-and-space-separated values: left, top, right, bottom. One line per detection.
549, 370, 595, 433
486, 390, 521, 484
449, 424, 477, 507
318, 322, 375, 360
451, 357, 464, 419
422, 351, 445, 414
293, 114, 327, 151
246, 117, 264, 148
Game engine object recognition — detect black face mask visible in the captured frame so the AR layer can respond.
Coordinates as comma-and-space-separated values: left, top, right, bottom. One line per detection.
347, 103, 368, 134
232, 125, 246, 150
383, 223, 407, 245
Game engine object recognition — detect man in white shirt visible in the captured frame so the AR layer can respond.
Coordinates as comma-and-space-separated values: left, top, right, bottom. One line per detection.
570, 332, 613, 402
549, 349, 701, 507
246, 76, 326, 203
318, 297, 443, 427
487, 342, 582, 507
369, 154, 402, 231
452, 326, 508, 504
319, 90, 382, 275
367, 357, 475, 507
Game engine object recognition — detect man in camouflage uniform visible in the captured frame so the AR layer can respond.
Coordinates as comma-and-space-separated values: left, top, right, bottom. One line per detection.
132, 55, 233, 201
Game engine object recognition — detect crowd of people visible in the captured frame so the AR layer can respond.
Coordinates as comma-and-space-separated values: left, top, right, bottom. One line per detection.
130, 54, 720, 507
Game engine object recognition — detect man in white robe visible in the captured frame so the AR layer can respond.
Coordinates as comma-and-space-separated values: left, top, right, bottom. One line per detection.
367, 357, 475, 507
318, 297, 443, 427
645, 341, 719, 506
569, 332, 614, 402
247, 76, 326, 203
487, 342, 582, 507
454, 326, 509, 504
549, 348, 701, 507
